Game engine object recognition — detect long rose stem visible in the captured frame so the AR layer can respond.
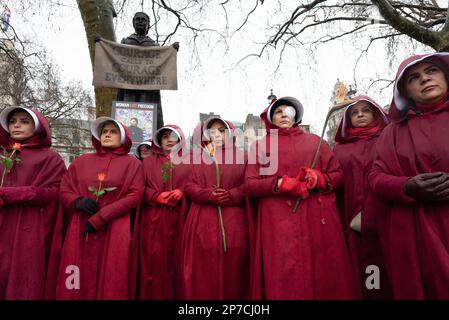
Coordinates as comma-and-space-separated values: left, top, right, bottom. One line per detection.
292, 101, 353, 213
0, 168, 6, 188
95, 181, 102, 202
0, 149, 17, 188
170, 161, 173, 191
218, 205, 227, 252
214, 156, 227, 253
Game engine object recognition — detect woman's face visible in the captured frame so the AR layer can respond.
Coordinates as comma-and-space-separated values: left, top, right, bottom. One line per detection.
100, 122, 121, 148
404, 62, 448, 105
161, 130, 179, 152
8, 111, 35, 141
208, 120, 226, 147
139, 144, 152, 159
349, 102, 374, 128
272, 105, 294, 129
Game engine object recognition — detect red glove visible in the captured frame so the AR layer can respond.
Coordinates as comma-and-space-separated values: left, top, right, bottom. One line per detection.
298, 167, 327, 190
168, 189, 184, 201
209, 188, 230, 205
166, 189, 184, 206
278, 176, 310, 198
154, 191, 173, 205
88, 213, 107, 230
295, 180, 310, 199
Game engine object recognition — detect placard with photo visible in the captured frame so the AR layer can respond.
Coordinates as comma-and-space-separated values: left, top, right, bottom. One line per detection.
112, 101, 157, 152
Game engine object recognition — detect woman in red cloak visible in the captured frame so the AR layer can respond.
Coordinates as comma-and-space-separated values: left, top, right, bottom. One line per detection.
135, 125, 190, 299
0, 106, 66, 299
182, 116, 251, 299
369, 52, 449, 299
54, 117, 144, 299
333, 96, 390, 298
134, 139, 152, 161
245, 97, 360, 299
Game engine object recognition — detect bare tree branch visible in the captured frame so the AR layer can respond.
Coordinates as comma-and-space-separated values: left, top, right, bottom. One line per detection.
0, 39, 92, 127
232, 0, 259, 35
372, 0, 440, 49
159, 0, 182, 44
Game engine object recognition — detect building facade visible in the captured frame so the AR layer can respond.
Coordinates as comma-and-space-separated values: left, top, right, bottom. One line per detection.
51, 117, 94, 167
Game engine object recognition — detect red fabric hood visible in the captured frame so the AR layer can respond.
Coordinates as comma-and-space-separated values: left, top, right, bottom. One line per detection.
91, 118, 133, 155
151, 124, 186, 156
202, 116, 237, 148
335, 95, 389, 143
191, 122, 204, 148
0, 107, 52, 149
134, 139, 152, 159
260, 104, 302, 136
390, 52, 449, 122
262, 96, 304, 128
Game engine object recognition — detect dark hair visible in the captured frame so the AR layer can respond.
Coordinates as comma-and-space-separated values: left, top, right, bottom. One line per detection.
157, 128, 180, 146
7, 108, 28, 122
139, 144, 151, 151
130, 117, 138, 123
157, 128, 170, 146
207, 118, 226, 130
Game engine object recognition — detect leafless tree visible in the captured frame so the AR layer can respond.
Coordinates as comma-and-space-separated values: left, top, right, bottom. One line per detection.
114, 1, 448, 55
0, 39, 93, 127
6, 1, 449, 115
145, 1, 449, 94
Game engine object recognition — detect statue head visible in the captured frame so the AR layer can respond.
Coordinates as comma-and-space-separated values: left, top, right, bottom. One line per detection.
133, 12, 150, 36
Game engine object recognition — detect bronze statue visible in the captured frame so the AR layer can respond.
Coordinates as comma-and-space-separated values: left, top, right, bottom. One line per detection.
116, 12, 179, 129
121, 12, 157, 46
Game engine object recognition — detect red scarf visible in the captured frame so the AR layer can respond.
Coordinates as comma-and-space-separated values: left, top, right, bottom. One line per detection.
345, 111, 386, 141
415, 91, 449, 114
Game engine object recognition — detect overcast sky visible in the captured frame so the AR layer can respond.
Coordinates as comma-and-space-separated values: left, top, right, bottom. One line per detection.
11, 0, 431, 136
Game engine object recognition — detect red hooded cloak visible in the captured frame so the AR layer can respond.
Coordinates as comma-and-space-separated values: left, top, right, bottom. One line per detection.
0, 108, 66, 299
333, 95, 391, 298
53, 119, 144, 299
135, 125, 191, 299
369, 53, 449, 299
245, 99, 360, 299
182, 118, 251, 300
134, 139, 152, 161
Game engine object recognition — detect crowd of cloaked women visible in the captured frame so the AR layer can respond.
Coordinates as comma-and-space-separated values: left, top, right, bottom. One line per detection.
1, 52, 449, 300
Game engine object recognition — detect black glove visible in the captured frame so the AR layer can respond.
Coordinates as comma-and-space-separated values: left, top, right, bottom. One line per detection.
73, 197, 99, 215
404, 172, 449, 201
85, 223, 96, 234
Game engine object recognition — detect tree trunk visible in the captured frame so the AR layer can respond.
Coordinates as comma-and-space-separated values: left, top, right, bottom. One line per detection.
437, 32, 449, 52
372, 0, 449, 52
77, 0, 117, 117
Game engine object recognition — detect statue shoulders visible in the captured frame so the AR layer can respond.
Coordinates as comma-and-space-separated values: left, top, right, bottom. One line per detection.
121, 34, 158, 46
